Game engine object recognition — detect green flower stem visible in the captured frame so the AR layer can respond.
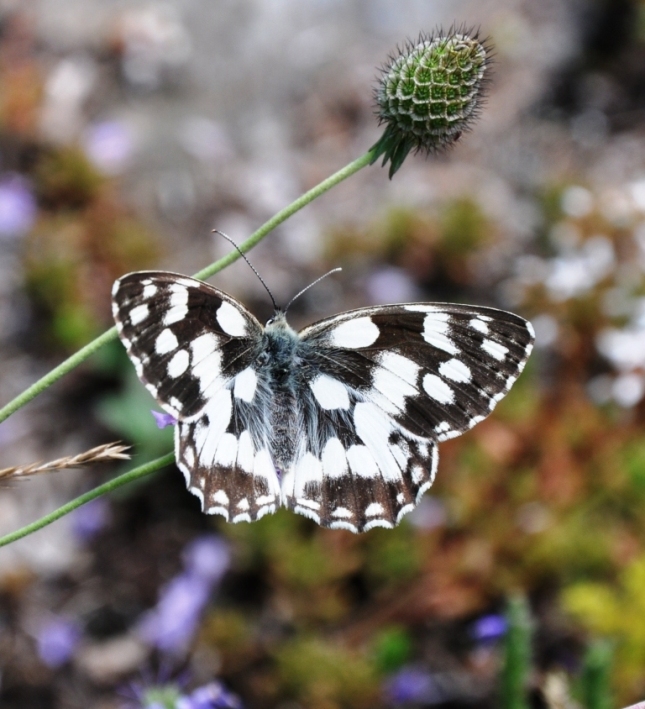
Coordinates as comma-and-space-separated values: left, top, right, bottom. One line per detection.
0, 149, 375, 426
0, 452, 175, 548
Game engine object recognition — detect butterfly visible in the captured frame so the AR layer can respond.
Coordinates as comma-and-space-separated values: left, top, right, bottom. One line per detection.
112, 270, 534, 532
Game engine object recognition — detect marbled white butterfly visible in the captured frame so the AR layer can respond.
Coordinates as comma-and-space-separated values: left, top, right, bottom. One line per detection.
112, 270, 534, 532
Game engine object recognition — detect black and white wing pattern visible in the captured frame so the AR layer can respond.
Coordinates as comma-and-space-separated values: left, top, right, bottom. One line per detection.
281, 303, 534, 532
112, 271, 281, 523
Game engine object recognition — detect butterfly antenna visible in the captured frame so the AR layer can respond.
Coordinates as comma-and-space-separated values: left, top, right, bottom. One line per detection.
213, 230, 279, 311
284, 268, 342, 314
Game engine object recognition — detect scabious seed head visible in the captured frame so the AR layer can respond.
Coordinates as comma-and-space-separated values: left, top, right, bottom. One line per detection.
371, 28, 490, 177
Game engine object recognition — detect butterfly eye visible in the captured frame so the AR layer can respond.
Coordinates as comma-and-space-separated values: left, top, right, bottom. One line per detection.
266, 317, 275, 326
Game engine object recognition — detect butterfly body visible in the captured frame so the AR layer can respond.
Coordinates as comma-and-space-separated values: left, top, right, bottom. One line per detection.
113, 271, 534, 533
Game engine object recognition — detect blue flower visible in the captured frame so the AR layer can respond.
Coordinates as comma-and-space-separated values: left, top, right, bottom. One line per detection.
0, 174, 36, 238
137, 535, 230, 655
471, 614, 507, 644
36, 616, 81, 668
152, 410, 177, 429
384, 666, 441, 705
71, 497, 112, 542
176, 681, 243, 709
183, 535, 231, 584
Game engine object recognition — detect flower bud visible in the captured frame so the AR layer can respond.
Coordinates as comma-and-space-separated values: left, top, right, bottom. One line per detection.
371, 29, 490, 177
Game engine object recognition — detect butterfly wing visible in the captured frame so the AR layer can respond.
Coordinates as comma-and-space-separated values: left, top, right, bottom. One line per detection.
112, 271, 281, 521
281, 303, 534, 532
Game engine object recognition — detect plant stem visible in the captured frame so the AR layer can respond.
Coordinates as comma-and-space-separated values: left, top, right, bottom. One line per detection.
501, 594, 533, 709
0, 149, 375, 426
0, 452, 175, 548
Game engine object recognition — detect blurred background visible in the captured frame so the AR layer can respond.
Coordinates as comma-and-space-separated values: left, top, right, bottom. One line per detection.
1, 0, 645, 706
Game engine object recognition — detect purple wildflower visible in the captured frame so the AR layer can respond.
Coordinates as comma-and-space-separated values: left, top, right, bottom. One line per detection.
177, 681, 243, 709
152, 410, 177, 429
83, 120, 135, 174
471, 614, 507, 644
384, 667, 441, 705
36, 616, 81, 668
406, 496, 447, 530
183, 535, 231, 584
71, 497, 112, 542
0, 174, 36, 238
137, 535, 230, 655
137, 572, 210, 654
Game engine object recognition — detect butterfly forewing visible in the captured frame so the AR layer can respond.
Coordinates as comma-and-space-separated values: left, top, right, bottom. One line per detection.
113, 271, 282, 520
299, 303, 534, 441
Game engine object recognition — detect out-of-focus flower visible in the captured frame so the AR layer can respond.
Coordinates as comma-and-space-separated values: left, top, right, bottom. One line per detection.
71, 497, 112, 542
372, 29, 489, 177
136, 535, 230, 655
152, 410, 177, 429
0, 175, 36, 238
471, 614, 507, 644
545, 235, 615, 301
176, 681, 243, 709
183, 535, 231, 585
366, 267, 419, 305
83, 120, 135, 174
406, 496, 447, 530
36, 616, 81, 668
384, 666, 441, 704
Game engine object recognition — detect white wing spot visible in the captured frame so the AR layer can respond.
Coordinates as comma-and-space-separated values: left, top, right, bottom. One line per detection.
167, 350, 189, 378
130, 304, 149, 325
215, 432, 238, 466
332, 507, 353, 518
438, 358, 471, 383
156, 329, 178, 355
234, 367, 258, 402
217, 301, 247, 336
470, 317, 489, 334
365, 502, 384, 517
423, 374, 455, 404
293, 453, 323, 497
164, 289, 189, 325
191, 333, 219, 362
411, 465, 425, 484
237, 498, 250, 511
372, 363, 418, 412
212, 489, 229, 505
296, 498, 320, 510
237, 430, 255, 473
321, 437, 348, 479
310, 374, 350, 410
422, 313, 458, 355
329, 317, 379, 348
198, 390, 233, 466
346, 444, 379, 479
142, 284, 157, 299
482, 339, 509, 360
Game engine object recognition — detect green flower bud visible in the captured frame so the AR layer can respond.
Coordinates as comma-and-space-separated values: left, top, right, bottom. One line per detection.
371, 29, 490, 178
